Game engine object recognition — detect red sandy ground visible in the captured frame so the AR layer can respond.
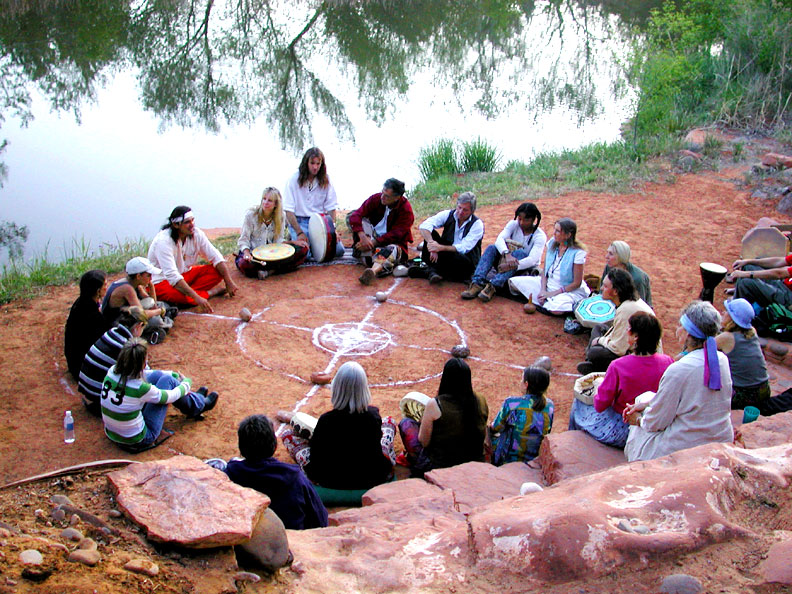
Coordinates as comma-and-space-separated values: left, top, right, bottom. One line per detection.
0, 162, 790, 593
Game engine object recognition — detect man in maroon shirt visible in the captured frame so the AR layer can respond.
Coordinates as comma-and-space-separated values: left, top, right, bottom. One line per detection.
347, 178, 414, 285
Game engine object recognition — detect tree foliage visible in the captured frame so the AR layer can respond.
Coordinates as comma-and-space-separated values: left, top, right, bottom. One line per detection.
628, 0, 792, 140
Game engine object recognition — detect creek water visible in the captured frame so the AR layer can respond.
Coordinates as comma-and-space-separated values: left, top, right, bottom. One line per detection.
0, 0, 653, 262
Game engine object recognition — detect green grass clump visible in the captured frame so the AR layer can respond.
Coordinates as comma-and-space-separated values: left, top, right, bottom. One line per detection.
417, 139, 458, 181
460, 138, 501, 173
1, 236, 150, 304
409, 138, 670, 221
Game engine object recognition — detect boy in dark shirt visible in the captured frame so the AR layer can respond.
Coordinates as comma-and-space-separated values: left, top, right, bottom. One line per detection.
223, 415, 328, 530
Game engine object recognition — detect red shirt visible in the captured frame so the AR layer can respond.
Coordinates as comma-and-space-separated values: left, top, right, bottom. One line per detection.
784, 253, 792, 288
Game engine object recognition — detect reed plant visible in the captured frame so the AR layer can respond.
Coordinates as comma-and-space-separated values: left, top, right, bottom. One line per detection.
417, 139, 458, 182
460, 138, 501, 173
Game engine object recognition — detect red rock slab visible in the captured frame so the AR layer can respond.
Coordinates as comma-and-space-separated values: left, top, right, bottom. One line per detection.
330, 490, 460, 527
537, 430, 626, 485
362, 478, 442, 506
107, 456, 270, 548
762, 153, 792, 168
287, 512, 470, 592
425, 461, 546, 512
469, 443, 792, 584
762, 537, 792, 584
740, 410, 792, 449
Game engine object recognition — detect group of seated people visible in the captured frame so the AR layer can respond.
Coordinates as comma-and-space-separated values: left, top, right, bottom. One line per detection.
61, 145, 790, 531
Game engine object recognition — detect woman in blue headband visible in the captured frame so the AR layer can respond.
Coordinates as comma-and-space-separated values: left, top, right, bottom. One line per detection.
622, 300, 734, 462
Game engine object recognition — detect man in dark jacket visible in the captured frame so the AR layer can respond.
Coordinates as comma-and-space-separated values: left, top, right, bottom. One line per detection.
347, 178, 414, 285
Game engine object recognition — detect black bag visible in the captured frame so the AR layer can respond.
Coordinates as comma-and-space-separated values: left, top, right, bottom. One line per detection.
756, 303, 792, 342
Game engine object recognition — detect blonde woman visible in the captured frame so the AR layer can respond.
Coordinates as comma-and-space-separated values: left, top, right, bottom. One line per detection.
236, 187, 308, 279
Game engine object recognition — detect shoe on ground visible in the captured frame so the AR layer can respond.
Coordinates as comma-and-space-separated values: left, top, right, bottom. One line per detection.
577, 361, 595, 375
461, 283, 483, 300
359, 268, 376, 286
478, 283, 497, 302
201, 391, 219, 415
428, 272, 443, 285
407, 264, 429, 279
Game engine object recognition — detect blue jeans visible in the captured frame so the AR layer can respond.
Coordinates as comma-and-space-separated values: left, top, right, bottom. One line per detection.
471, 245, 529, 288
138, 371, 206, 445
291, 216, 345, 260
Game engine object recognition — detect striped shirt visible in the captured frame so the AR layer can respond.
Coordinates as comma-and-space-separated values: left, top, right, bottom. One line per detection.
101, 370, 190, 444
78, 326, 133, 404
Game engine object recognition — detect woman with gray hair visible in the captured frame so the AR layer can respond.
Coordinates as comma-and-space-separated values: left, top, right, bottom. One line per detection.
281, 361, 395, 489
602, 240, 653, 306
622, 301, 733, 462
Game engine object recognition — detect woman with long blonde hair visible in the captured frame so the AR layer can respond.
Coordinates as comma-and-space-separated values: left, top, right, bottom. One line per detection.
236, 187, 308, 279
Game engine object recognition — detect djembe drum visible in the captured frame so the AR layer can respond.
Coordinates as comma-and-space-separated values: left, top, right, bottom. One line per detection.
699, 262, 727, 303
251, 242, 305, 274
308, 212, 338, 262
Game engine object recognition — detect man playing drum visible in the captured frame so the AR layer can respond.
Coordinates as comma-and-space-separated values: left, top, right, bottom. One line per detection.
416, 192, 484, 284
283, 147, 345, 261
461, 202, 546, 302
347, 178, 415, 285
148, 206, 238, 314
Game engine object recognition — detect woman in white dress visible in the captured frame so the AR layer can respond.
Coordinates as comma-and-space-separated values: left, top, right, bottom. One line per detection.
509, 217, 590, 315
623, 300, 734, 462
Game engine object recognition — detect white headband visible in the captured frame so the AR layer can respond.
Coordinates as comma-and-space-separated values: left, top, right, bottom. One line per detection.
171, 210, 194, 224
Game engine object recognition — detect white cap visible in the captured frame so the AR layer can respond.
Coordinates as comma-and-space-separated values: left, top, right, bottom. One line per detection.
126, 256, 161, 275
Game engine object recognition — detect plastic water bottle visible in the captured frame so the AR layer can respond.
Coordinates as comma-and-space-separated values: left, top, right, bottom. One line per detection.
63, 410, 75, 444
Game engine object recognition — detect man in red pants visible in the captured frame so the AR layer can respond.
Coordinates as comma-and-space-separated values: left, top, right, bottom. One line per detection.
147, 206, 238, 313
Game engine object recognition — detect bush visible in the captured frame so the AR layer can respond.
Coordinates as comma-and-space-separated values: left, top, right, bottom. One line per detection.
417, 139, 458, 181
460, 137, 501, 173
629, 0, 792, 141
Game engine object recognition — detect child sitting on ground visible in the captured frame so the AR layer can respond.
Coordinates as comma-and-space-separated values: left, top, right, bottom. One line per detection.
214, 415, 328, 530
489, 366, 554, 465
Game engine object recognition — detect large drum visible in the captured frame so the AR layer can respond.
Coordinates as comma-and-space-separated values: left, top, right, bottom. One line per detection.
574, 294, 616, 329
251, 243, 295, 264
250, 242, 307, 274
699, 262, 727, 303
309, 212, 338, 263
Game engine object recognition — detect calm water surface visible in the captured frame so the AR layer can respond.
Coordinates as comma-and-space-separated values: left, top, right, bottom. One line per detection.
0, 1, 653, 260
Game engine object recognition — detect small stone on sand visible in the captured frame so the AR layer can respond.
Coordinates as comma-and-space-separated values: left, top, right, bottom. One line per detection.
375, 292, 387, 302
239, 307, 252, 322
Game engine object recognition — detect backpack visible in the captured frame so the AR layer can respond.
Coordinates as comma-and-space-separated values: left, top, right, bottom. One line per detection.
756, 303, 792, 342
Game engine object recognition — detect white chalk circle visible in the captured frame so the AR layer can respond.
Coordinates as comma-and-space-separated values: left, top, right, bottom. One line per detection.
313, 322, 393, 356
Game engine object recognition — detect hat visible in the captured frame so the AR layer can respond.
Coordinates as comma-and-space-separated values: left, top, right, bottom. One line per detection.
725, 298, 755, 330
126, 256, 161, 275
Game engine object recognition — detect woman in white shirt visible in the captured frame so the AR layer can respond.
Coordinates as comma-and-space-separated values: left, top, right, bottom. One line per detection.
236, 187, 308, 279
509, 217, 590, 315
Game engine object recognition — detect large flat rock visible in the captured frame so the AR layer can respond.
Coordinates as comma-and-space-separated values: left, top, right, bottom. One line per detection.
362, 477, 442, 506
740, 410, 792, 449
469, 442, 792, 584
330, 490, 460, 527
425, 461, 545, 511
537, 430, 626, 485
108, 456, 270, 548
